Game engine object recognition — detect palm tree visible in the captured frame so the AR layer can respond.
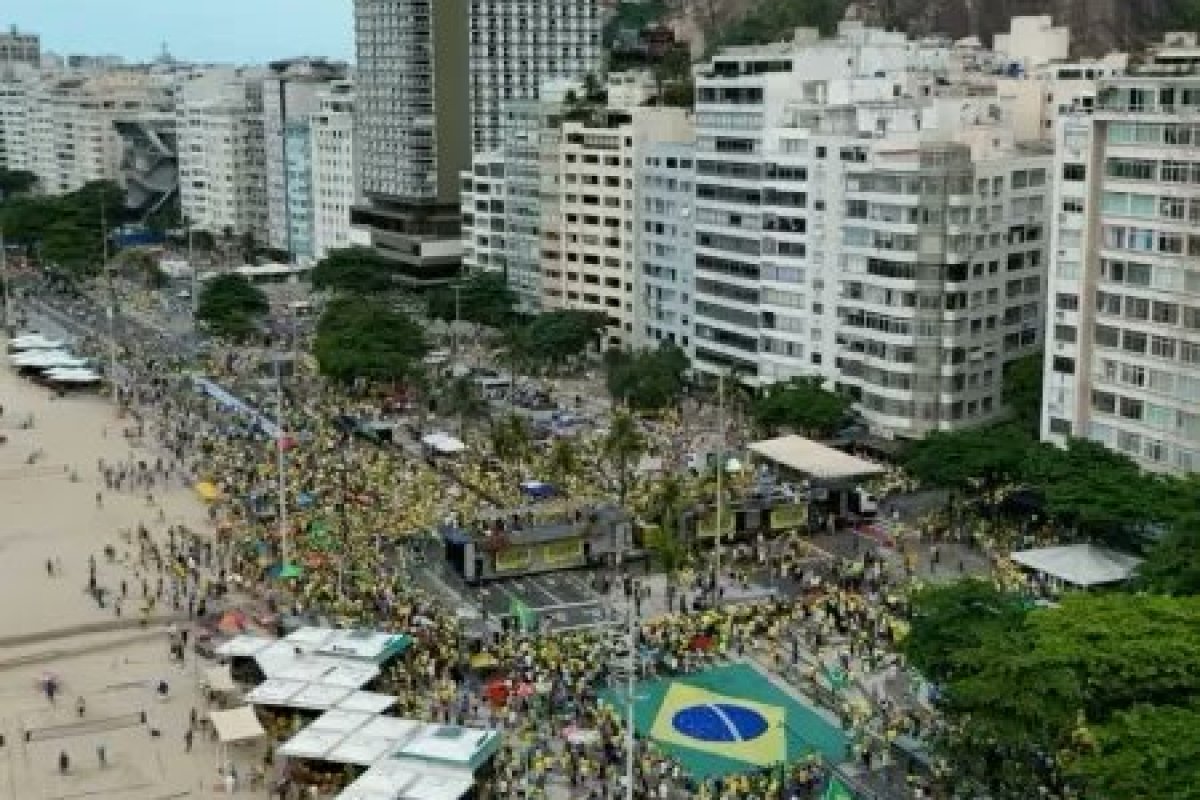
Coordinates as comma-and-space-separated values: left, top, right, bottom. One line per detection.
439, 375, 487, 435
546, 437, 581, 494
604, 410, 645, 508
490, 413, 532, 473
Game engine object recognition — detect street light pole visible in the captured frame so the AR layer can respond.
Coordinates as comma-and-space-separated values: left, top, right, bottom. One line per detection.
101, 202, 119, 404
275, 358, 290, 566
714, 371, 725, 599
452, 281, 461, 360
0, 227, 11, 330
186, 219, 198, 331
624, 595, 636, 800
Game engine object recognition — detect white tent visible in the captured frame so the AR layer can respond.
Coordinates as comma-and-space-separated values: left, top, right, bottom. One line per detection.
1010, 544, 1143, 587
422, 432, 466, 454
748, 435, 887, 481
205, 664, 238, 694
209, 706, 266, 744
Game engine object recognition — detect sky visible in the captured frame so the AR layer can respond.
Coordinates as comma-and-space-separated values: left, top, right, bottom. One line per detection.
5, 0, 355, 64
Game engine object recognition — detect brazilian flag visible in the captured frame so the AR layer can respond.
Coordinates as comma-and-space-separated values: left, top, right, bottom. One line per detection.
822, 775, 855, 800
510, 598, 537, 632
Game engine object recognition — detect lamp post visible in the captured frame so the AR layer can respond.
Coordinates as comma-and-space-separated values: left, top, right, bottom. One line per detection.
275, 357, 290, 567
0, 227, 11, 330
101, 202, 119, 404
713, 371, 725, 600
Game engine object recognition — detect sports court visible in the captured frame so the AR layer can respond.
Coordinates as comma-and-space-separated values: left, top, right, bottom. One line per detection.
605, 662, 848, 780
474, 572, 610, 631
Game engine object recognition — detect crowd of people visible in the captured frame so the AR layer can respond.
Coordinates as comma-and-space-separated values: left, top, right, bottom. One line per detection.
27, 279, 951, 799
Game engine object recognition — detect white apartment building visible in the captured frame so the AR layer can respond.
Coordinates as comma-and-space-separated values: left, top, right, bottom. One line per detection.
24, 70, 174, 197
310, 81, 357, 261
177, 68, 268, 240
0, 76, 30, 172
460, 79, 577, 311
541, 106, 693, 349
352, 0, 602, 285
1041, 34, 1200, 474
468, 0, 603, 153
262, 58, 348, 259
692, 23, 1052, 438
0, 27, 40, 70
635, 141, 695, 352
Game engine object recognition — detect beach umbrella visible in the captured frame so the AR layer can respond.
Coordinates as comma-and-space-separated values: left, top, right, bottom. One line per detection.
216, 610, 248, 634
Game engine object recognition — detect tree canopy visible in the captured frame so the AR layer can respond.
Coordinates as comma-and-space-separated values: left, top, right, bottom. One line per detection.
750, 377, 852, 438
426, 271, 517, 329
909, 586, 1200, 799
0, 179, 125, 274
604, 410, 646, 507
0, 168, 37, 199
196, 273, 269, 341
519, 310, 608, 365
605, 343, 689, 411
708, 0, 845, 51
311, 247, 404, 294
1137, 520, 1200, 596
1002, 352, 1043, 434
314, 296, 428, 384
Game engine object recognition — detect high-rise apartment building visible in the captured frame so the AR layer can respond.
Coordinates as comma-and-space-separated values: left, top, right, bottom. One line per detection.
691, 22, 1052, 438
351, 0, 601, 285
0, 76, 30, 172
635, 141, 696, 353
540, 107, 693, 349
262, 58, 348, 260
1041, 33, 1200, 473
0, 26, 40, 70
177, 68, 268, 239
310, 81, 357, 260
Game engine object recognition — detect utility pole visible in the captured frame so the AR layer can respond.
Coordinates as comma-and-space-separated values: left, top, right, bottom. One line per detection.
0, 227, 11, 330
624, 597, 636, 800
186, 218, 198, 332
714, 371, 725, 600
452, 281, 462, 360
101, 202, 119, 404
275, 357, 290, 566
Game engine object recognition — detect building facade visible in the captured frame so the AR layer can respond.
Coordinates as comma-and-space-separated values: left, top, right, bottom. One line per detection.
1041, 35, 1200, 473
262, 58, 348, 259
0, 76, 30, 172
283, 119, 315, 261
177, 68, 268, 239
634, 141, 695, 352
0, 27, 40, 70
690, 22, 1052, 438
351, 0, 602, 285
540, 107, 693, 349
310, 80, 357, 260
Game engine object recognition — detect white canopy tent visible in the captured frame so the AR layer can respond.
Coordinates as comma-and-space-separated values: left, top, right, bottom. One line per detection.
748, 435, 887, 481
205, 664, 238, 694
1010, 544, 1143, 587
336, 759, 474, 800
210, 706, 266, 744
216, 633, 274, 659
336, 691, 398, 714
421, 432, 466, 454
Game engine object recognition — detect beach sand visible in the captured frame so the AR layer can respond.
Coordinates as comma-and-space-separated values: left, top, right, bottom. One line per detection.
0, 352, 273, 798
0, 351, 208, 640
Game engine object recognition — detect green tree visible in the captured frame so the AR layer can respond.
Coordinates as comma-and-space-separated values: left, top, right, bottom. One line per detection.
641, 473, 690, 576
900, 424, 1035, 489
314, 296, 429, 383
0, 179, 124, 273
490, 413, 532, 470
438, 374, 488, 434
0, 168, 37, 198
903, 579, 1029, 684
604, 410, 646, 507
926, 592, 1200, 799
1138, 522, 1200, 596
522, 310, 608, 365
426, 271, 517, 328
1066, 704, 1200, 800
311, 247, 402, 294
1003, 352, 1044, 434
196, 273, 269, 341
545, 437, 581, 492
750, 377, 851, 438
605, 343, 689, 411
709, 0, 845, 51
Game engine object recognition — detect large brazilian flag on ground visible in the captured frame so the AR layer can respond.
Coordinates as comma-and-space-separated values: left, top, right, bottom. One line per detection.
602, 662, 848, 780
822, 775, 856, 800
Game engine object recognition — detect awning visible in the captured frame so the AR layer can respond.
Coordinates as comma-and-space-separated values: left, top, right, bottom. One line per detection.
210, 706, 266, 744
421, 432, 465, 454
748, 435, 887, 481
1010, 544, 1143, 587
205, 664, 238, 693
